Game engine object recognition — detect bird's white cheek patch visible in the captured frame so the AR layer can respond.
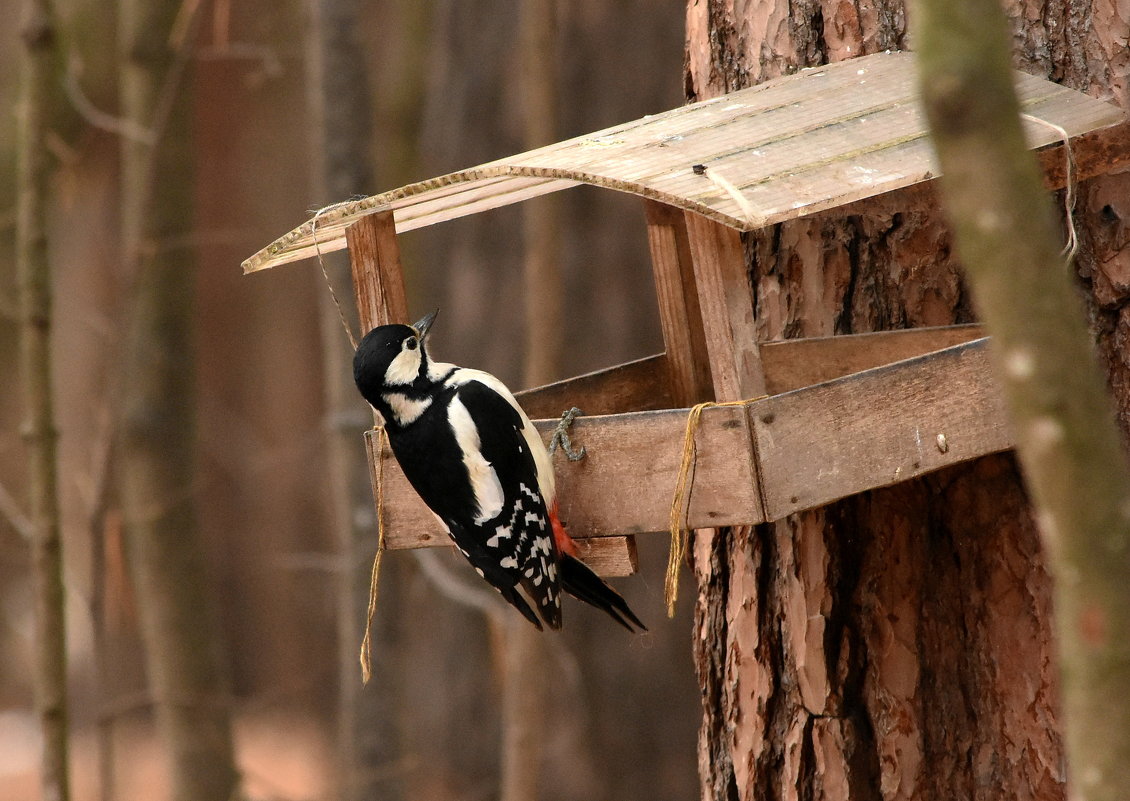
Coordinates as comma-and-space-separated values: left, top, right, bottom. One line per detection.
385, 347, 422, 385
448, 397, 505, 523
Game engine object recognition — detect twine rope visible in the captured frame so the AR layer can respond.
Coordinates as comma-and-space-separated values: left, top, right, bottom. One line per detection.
310, 201, 359, 350
666, 397, 765, 617
1020, 112, 1079, 262
360, 426, 388, 684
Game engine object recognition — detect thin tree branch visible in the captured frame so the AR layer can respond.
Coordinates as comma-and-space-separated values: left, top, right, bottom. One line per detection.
413, 548, 505, 618
65, 55, 155, 144
0, 480, 34, 542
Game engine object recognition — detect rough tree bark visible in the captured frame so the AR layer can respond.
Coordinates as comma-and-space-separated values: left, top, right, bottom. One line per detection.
685, 2, 1130, 800
116, 2, 239, 800
16, 0, 71, 798
915, 0, 1130, 796
304, 0, 405, 798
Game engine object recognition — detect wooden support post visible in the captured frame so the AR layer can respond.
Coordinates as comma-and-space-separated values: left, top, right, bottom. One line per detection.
644, 200, 714, 406
684, 212, 766, 402
681, 210, 767, 620
345, 208, 409, 331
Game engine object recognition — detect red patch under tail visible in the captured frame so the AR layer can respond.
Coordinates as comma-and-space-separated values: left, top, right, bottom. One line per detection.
549, 500, 579, 558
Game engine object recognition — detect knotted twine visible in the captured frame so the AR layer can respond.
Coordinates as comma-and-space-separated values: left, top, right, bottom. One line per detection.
665, 397, 765, 618
359, 426, 388, 684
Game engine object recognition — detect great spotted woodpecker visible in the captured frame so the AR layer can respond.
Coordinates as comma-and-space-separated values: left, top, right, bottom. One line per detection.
353, 310, 645, 632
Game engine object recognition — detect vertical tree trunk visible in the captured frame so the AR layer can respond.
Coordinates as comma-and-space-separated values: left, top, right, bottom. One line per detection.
685, 2, 1130, 799
116, 3, 238, 800
17, 1, 70, 799
304, 1, 405, 798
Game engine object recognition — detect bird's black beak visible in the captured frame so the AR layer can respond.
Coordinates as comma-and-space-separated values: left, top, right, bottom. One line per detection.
413, 309, 439, 342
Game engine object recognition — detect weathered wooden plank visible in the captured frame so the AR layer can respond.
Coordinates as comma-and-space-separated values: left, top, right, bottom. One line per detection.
685, 211, 766, 401
345, 209, 409, 331
514, 353, 672, 419
511, 324, 987, 419
574, 536, 638, 577
365, 404, 765, 547
754, 337, 1013, 519
393, 176, 577, 232
645, 200, 714, 405
760, 324, 986, 394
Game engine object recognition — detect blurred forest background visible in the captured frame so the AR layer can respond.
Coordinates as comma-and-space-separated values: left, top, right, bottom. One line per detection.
1, 1, 699, 799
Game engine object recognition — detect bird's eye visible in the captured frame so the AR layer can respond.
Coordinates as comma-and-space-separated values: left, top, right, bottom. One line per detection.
405, 337, 418, 351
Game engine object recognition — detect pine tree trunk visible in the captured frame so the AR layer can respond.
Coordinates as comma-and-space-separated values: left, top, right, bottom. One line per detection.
685, 2, 1130, 799
116, 3, 238, 800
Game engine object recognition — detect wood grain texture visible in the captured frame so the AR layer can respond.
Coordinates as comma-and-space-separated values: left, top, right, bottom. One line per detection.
512, 324, 985, 418
243, 52, 1128, 273
756, 337, 1013, 518
514, 353, 673, 419
572, 536, 639, 577
345, 209, 409, 331
645, 200, 715, 405
760, 324, 985, 394
685, 211, 767, 401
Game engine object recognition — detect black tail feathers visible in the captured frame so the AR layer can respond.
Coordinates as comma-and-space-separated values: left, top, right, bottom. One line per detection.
559, 555, 647, 632
500, 584, 544, 631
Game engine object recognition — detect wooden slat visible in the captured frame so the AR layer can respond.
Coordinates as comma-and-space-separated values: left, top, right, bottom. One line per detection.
760, 324, 986, 394
514, 353, 672, 419
394, 176, 577, 232
510, 325, 986, 420
645, 200, 714, 405
574, 536, 638, 577
366, 403, 764, 548
345, 209, 409, 330
684, 211, 766, 401
754, 337, 1012, 518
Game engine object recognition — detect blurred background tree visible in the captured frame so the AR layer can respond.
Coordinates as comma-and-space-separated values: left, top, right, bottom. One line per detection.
0, 1, 697, 798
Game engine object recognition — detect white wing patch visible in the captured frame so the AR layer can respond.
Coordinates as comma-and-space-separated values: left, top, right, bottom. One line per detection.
447, 396, 505, 523
445, 369, 556, 505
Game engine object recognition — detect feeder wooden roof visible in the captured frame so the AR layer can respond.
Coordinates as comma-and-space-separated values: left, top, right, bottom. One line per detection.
243, 50, 1125, 274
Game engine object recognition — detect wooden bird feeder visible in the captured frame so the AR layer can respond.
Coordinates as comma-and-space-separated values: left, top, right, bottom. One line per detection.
244, 51, 1130, 578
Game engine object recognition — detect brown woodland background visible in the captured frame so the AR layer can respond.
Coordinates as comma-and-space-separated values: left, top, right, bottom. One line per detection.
7, 0, 1130, 800
0, 1, 698, 799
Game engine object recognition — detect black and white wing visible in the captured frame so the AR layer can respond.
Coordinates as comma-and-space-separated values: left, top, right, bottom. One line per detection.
442, 373, 563, 629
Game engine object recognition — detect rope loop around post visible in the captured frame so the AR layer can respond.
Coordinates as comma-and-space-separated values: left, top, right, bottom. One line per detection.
666, 396, 766, 617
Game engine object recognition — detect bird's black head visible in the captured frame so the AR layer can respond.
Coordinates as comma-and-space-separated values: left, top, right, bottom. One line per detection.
353, 310, 439, 410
